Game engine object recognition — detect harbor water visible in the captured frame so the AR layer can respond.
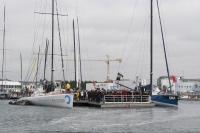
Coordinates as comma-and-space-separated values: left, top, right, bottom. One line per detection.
0, 100, 200, 133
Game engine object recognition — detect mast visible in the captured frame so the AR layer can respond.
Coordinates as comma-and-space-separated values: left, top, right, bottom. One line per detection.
44, 39, 49, 80
76, 40, 79, 89
150, 0, 153, 95
55, 0, 66, 82
106, 55, 111, 81
77, 18, 83, 90
20, 53, 23, 89
156, 0, 172, 92
1, 6, 6, 91
36, 46, 40, 89
51, 0, 55, 91
72, 19, 77, 89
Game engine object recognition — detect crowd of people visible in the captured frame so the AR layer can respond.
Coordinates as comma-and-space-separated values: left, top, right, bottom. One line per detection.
73, 85, 151, 103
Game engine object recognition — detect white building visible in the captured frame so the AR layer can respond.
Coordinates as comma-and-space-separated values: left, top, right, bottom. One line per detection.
158, 76, 200, 93
0, 80, 21, 92
176, 79, 200, 93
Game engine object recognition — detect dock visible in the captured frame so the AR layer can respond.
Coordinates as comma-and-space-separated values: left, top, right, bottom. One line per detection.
74, 95, 155, 108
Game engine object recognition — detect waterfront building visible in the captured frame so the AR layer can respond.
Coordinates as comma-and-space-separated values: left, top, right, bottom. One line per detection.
157, 76, 200, 93
176, 78, 200, 93
0, 80, 21, 93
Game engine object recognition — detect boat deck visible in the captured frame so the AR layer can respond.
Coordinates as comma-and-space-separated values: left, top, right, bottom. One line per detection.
74, 95, 155, 108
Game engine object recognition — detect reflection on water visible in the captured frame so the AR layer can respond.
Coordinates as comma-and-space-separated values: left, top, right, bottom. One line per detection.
0, 100, 200, 133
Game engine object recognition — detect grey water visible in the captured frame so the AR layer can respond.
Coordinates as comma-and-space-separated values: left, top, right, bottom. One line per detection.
0, 100, 200, 133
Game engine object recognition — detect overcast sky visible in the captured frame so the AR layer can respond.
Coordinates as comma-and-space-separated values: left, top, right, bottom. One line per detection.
0, 0, 200, 83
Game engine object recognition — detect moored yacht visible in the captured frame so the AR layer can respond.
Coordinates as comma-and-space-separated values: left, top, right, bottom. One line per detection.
147, 0, 178, 107
152, 86, 178, 107
12, 0, 74, 108
20, 86, 73, 108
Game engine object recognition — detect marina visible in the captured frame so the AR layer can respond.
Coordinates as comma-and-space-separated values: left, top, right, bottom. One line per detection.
0, 0, 200, 132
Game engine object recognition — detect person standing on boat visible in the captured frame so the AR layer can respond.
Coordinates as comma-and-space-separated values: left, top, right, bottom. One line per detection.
116, 72, 123, 81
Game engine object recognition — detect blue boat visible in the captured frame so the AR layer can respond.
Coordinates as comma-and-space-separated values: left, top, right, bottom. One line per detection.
151, 94, 178, 107
148, 0, 178, 107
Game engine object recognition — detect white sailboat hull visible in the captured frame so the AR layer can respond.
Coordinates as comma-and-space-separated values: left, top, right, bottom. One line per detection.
21, 94, 74, 108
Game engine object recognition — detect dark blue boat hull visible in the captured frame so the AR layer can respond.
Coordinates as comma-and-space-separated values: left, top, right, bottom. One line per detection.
151, 95, 178, 107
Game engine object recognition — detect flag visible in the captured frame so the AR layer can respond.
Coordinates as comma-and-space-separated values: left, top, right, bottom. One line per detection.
170, 75, 177, 83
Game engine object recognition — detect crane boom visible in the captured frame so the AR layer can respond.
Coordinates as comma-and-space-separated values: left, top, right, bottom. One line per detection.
65, 55, 122, 81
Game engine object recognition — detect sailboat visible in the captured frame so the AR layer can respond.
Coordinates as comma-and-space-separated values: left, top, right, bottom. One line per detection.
18, 0, 73, 108
149, 0, 178, 107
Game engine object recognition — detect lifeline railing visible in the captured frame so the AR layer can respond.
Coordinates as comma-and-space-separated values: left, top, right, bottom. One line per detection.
103, 95, 150, 103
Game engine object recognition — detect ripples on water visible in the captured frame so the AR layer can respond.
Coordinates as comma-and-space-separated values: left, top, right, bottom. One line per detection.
0, 100, 200, 133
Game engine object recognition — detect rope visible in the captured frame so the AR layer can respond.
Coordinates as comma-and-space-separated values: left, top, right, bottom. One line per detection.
156, 0, 172, 90
117, 0, 139, 74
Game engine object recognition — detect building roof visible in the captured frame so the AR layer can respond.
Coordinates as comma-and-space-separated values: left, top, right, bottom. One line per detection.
181, 78, 200, 82
0, 80, 21, 86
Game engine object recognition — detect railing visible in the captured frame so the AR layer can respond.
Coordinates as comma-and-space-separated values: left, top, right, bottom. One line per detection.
104, 95, 150, 103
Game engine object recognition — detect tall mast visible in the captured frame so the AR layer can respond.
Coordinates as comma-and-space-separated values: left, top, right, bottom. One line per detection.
20, 53, 23, 89
36, 46, 40, 89
77, 18, 83, 90
51, 0, 55, 91
44, 39, 49, 80
1, 6, 6, 91
72, 19, 77, 89
150, 0, 153, 95
55, 0, 66, 82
